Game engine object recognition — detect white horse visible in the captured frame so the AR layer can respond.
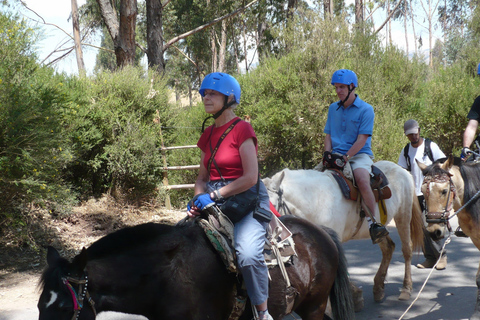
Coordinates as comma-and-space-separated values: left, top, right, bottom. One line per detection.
263, 160, 424, 302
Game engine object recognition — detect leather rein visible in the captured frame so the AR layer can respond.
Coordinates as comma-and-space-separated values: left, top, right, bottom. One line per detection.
62, 272, 97, 320
422, 173, 456, 231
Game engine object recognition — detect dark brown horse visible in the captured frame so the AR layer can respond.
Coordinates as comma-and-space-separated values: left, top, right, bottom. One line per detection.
37, 215, 355, 320
419, 156, 480, 320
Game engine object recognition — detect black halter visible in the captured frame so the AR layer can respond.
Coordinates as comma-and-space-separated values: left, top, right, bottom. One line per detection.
62, 272, 96, 320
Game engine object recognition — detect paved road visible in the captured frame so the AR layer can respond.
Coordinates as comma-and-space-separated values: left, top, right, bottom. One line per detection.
1, 217, 478, 320
344, 216, 479, 320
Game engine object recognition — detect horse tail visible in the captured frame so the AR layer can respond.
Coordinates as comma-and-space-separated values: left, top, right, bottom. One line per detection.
321, 226, 356, 320
410, 192, 424, 252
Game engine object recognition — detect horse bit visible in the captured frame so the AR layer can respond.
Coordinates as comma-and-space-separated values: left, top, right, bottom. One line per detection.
422, 173, 456, 231
62, 272, 97, 320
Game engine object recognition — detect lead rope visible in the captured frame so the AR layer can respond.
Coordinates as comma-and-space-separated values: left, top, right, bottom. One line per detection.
398, 187, 480, 319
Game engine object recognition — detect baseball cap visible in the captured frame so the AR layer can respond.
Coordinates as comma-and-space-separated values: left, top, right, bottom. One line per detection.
404, 119, 419, 135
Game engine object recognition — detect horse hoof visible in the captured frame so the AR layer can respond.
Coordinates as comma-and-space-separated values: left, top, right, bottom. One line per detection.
354, 299, 364, 312
373, 289, 385, 302
398, 290, 411, 301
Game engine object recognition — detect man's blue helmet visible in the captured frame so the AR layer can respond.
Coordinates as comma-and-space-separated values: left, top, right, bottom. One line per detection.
477, 63, 480, 75
199, 72, 241, 104
331, 69, 358, 88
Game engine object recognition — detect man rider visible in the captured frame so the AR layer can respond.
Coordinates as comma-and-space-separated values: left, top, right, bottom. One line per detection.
323, 69, 389, 244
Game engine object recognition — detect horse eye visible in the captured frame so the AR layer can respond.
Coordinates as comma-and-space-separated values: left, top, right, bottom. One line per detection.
442, 189, 448, 195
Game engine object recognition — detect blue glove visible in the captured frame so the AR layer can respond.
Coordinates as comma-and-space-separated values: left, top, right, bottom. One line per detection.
461, 147, 472, 161
193, 193, 214, 210
187, 199, 194, 211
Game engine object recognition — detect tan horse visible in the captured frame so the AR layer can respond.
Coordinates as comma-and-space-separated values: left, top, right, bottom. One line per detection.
419, 155, 480, 320
264, 160, 424, 303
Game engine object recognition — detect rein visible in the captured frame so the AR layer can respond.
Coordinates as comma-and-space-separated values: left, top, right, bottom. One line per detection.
268, 186, 293, 216
62, 273, 96, 320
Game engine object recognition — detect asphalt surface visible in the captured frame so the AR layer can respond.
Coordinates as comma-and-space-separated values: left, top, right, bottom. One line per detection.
2, 217, 478, 320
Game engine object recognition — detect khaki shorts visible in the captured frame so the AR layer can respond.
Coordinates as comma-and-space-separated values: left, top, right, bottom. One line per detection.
349, 153, 374, 172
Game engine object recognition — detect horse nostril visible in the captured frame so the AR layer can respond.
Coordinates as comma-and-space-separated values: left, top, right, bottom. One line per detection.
434, 229, 444, 239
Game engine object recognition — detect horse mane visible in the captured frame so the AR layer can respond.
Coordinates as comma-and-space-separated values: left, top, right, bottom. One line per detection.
39, 221, 189, 290
459, 162, 480, 224
421, 161, 449, 178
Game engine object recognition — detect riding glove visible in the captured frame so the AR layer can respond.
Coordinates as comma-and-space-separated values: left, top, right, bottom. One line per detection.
461, 147, 472, 160
193, 193, 214, 210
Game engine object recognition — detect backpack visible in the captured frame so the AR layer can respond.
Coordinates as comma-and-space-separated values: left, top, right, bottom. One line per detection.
404, 138, 433, 172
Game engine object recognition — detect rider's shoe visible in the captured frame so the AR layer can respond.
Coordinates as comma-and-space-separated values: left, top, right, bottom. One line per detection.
416, 259, 436, 269
454, 226, 468, 237
369, 223, 389, 244
435, 255, 447, 270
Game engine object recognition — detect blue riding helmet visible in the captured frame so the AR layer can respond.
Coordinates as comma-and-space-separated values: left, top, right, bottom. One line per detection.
477, 63, 480, 75
199, 72, 241, 104
331, 69, 358, 88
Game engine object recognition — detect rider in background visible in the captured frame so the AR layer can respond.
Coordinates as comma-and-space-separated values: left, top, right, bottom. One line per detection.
461, 63, 480, 161
397, 119, 448, 270
323, 69, 389, 244
187, 72, 273, 320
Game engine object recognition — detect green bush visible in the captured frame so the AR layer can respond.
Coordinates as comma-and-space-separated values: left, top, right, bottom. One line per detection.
0, 12, 76, 216
62, 67, 172, 203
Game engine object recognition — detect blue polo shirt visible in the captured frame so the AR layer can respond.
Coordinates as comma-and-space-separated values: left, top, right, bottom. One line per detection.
324, 95, 374, 156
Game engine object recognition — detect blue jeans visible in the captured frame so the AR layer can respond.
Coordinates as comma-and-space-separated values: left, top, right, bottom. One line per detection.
206, 180, 270, 305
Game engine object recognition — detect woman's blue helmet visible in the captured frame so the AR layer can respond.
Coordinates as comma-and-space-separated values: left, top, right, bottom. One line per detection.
331, 69, 358, 88
199, 72, 241, 104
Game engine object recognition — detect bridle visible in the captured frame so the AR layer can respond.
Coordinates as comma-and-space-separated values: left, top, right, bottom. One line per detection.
62, 272, 97, 320
422, 173, 456, 231
267, 186, 293, 216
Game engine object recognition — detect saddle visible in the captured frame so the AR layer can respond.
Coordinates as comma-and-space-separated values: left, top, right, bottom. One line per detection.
192, 204, 298, 320
329, 165, 392, 202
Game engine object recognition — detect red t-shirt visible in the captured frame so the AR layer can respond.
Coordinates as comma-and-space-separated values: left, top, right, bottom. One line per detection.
197, 117, 257, 181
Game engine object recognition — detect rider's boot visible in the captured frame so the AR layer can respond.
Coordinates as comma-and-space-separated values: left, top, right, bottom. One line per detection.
362, 203, 389, 244
454, 226, 468, 237
369, 223, 389, 244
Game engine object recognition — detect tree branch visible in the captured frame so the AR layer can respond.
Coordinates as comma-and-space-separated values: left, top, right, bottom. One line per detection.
375, 0, 406, 34
164, 0, 259, 50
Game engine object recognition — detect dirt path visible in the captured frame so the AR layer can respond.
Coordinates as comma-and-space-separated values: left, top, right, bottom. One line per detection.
0, 196, 186, 319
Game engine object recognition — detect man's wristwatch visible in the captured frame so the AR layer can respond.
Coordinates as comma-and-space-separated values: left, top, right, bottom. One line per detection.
344, 154, 350, 161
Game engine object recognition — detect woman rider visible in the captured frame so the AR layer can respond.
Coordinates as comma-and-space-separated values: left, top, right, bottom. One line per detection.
187, 72, 273, 320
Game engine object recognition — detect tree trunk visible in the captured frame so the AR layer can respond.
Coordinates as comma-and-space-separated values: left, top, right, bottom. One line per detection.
355, 0, 363, 27
116, 0, 137, 68
146, 0, 165, 73
410, 0, 418, 55
217, 18, 227, 72
71, 0, 85, 75
403, 8, 409, 55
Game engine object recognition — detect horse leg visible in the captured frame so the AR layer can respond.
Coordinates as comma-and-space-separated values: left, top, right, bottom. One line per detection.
350, 281, 364, 312
373, 235, 395, 302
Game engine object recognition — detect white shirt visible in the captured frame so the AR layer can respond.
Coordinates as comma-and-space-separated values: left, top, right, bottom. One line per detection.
397, 139, 446, 196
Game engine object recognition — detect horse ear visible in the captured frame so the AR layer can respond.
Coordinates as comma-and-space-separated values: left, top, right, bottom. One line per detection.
46, 246, 61, 267
444, 154, 454, 169
272, 170, 286, 190
416, 159, 427, 171
72, 247, 88, 274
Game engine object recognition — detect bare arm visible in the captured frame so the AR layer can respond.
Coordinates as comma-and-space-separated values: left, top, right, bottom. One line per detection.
463, 119, 479, 148
324, 134, 332, 152
193, 151, 209, 195
346, 134, 369, 157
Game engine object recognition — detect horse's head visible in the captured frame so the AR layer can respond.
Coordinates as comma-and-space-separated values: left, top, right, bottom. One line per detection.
418, 156, 456, 240
263, 170, 286, 212
38, 246, 95, 320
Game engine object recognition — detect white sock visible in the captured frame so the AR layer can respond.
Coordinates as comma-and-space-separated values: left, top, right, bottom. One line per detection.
367, 217, 373, 227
